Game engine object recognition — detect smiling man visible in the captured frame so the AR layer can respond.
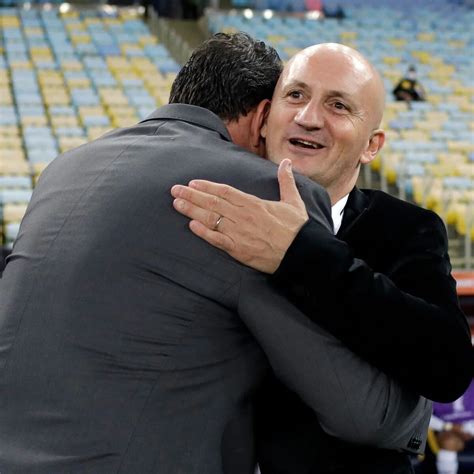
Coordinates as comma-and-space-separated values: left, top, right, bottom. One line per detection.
261, 43, 385, 205
172, 43, 473, 473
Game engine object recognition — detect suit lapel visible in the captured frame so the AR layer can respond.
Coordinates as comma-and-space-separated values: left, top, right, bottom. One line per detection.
337, 187, 370, 239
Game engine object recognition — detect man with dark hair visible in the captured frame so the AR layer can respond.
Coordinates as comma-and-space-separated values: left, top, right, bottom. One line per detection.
0, 34, 430, 473
170, 32, 282, 122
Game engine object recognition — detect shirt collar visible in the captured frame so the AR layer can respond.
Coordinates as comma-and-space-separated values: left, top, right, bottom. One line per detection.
331, 194, 349, 234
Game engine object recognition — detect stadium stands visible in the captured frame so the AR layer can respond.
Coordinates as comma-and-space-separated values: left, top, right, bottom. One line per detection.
0, 5, 179, 248
0, 1, 472, 265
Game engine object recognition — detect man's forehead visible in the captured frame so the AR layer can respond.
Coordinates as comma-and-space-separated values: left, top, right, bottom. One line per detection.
281, 45, 373, 86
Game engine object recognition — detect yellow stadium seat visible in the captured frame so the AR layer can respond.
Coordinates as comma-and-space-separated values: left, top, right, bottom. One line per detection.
9, 60, 32, 69
283, 47, 301, 57
383, 56, 401, 66
385, 101, 408, 112
0, 160, 30, 175
20, 116, 48, 127
0, 136, 22, 148
456, 164, 474, 178
87, 127, 112, 141
222, 27, 238, 34
454, 204, 474, 238
460, 102, 474, 113
3, 203, 28, 224
70, 35, 91, 45
61, 60, 84, 71
32, 163, 49, 182
378, 153, 402, 185
112, 116, 138, 128
267, 35, 287, 44
417, 32, 435, 42
448, 40, 466, 48
138, 35, 157, 46
411, 50, 432, 63
0, 149, 25, 161
400, 130, 429, 141
60, 10, 79, 19
437, 153, 468, 164
84, 18, 101, 25
0, 126, 19, 137
58, 137, 88, 153
77, 106, 105, 117
50, 115, 80, 128
30, 45, 51, 54
340, 31, 357, 40
107, 105, 136, 118
415, 120, 443, 131
0, 88, 12, 105
426, 163, 459, 178
454, 85, 474, 96
103, 18, 121, 26
388, 38, 407, 48
0, 17, 20, 27
66, 77, 91, 88
0, 71, 9, 84
425, 111, 449, 122
427, 94, 443, 105
448, 141, 474, 153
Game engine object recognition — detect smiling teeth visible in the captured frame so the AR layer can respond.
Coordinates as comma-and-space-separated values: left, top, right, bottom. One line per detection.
291, 139, 321, 149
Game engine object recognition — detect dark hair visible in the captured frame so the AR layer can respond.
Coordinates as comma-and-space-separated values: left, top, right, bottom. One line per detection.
169, 32, 282, 121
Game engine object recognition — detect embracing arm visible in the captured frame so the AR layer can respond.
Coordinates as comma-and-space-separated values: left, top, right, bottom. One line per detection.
171, 161, 472, 402
238, 273, 431, 452
272, 213, 472, 402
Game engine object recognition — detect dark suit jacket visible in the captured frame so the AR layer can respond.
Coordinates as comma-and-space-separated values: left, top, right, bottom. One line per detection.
1, 106, 431, 473
257, 187, 473, 474
0, 104, 333, 474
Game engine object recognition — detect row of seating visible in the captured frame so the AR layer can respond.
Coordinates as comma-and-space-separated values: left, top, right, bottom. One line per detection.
0, 5, 178, 247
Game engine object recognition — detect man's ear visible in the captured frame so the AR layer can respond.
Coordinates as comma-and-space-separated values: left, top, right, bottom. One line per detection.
360, 129, 385, 165
251, 99, 271, 147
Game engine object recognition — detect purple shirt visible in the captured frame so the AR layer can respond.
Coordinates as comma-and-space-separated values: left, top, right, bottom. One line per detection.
433, 380, 474, 424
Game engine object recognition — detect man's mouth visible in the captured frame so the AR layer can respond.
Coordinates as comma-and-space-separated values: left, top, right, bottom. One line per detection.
289, 138, 324, 150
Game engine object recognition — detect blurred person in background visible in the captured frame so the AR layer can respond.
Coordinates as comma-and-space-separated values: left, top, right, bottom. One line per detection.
426, 380, 474, 474
393, 65, 427, 107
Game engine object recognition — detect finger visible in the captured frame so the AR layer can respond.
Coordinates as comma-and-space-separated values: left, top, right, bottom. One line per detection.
171, 184, 234, 219
173, 198, 222, 230
188, 180, 251, 208
277, 159, 305, 210
188, 220, 236, 253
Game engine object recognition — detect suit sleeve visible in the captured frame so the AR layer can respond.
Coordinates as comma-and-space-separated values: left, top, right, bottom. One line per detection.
271, 213, 473, 403
238, 274, 431, 452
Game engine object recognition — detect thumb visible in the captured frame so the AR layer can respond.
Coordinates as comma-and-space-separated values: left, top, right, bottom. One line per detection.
278, 159, 305, 209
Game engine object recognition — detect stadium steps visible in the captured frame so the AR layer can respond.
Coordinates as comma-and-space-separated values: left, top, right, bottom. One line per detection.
148, 12, 208, 65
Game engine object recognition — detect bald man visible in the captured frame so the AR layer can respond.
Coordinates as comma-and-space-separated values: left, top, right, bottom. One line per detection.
172, 44, 473, 473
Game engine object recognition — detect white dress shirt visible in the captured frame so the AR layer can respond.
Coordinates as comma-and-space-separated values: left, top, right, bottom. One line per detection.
331, 194, 349, 234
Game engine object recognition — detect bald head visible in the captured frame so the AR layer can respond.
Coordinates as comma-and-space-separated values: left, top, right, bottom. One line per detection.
283, 43, 385, 129
262, 42, 386, 203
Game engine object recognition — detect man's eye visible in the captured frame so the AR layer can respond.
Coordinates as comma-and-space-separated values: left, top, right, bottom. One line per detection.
333, 101, 348, 110
288, 91, 303, 100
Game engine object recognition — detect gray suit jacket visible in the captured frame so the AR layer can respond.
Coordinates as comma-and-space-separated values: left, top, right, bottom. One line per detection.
0, 105, 430, 474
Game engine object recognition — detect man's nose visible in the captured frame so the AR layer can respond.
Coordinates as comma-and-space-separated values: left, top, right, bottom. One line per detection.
294, 101, 323, 130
